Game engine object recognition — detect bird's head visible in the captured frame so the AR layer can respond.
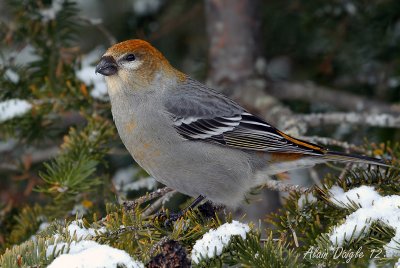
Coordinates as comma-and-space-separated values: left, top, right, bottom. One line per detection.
96, 39, 185, 93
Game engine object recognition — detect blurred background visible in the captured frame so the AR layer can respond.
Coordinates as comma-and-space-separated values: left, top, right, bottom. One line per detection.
1, 0, 400, 247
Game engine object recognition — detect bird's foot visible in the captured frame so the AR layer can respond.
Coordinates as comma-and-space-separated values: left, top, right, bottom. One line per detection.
154, 209, 185, 227
153, 195, 212, 227
197, 201, 225, 219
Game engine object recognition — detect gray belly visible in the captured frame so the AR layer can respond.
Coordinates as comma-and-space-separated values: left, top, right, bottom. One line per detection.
149, 141, 255, 207
111, 104, 259, 207
116, 119, 254, 206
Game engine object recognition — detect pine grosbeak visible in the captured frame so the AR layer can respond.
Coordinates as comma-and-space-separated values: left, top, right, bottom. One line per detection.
96, 39, 388, 207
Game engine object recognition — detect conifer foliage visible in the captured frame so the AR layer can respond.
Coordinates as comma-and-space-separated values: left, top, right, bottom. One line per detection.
0, 1, 400, 267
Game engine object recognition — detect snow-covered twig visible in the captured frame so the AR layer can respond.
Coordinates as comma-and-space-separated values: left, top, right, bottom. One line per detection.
328, 186, 400, 257
47, 240, 144, 268
299, 135, 366, 154
292, 112, 400, 128
262, 180, 309, 194
0, 99, 32, 123
191, 221, 250, 264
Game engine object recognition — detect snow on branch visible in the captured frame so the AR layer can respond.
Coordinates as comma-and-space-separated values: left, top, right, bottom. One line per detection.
299, 136, 366, 154
76, 48, 109, 101
191, 221, 250, 264
47, 240, 144, 268
328, 185, 400, 258
292, 112, 400, 128
42, 220, 145, 268
0, 99, 32, 123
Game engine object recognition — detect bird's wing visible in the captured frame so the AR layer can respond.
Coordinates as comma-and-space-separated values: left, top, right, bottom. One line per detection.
164, 78, 326, 155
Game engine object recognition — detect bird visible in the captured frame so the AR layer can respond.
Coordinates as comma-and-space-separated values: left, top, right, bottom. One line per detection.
95, 39, 390, 208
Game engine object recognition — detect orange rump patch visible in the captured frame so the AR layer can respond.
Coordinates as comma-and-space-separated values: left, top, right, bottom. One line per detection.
270, 153, 303, 162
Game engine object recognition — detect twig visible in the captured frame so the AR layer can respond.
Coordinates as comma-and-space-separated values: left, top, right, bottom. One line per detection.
108, 224, 153, 237
149, 236, 170, 256
270, 81, 400, 113
262, 180, 309, 194
122, 187, 174, 211
338, 163, 353, 181
309, 168, 322, 187
292, 112, 400, 128
299, 135, 366, 154
286, 212, 299, 247
142, 190, 177, 217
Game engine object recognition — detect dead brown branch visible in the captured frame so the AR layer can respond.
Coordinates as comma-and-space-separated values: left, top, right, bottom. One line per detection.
270, 81, 400, 113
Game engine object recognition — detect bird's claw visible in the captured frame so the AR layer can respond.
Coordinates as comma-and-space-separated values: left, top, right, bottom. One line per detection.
154, 210, 184, 227
197, 201, 225, 219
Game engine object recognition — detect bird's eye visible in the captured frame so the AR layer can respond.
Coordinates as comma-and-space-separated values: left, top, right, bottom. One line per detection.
125, 54, 136, 61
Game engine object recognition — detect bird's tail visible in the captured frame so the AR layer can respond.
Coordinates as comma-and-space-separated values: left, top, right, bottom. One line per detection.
257, 151, 393, 180
261, 151, 392, 178
323, 151, 391, 168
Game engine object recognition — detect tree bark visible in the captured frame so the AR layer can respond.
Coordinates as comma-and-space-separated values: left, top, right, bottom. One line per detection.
204, 0, 281, 220
205, 0, 262, 89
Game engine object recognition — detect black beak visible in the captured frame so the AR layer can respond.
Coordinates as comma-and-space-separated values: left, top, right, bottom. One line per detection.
95, 56, 118, 76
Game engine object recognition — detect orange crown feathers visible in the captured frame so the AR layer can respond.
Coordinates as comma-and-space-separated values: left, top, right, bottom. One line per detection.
105, 39, 186, 82
106, 39, 166, 62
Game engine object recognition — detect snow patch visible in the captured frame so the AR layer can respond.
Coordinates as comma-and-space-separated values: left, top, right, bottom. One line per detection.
47, 240, 144, 268
365, 114, 391, 127
66, 220, 106, 240
14, 45, 39, 65
191, 221, 250, 264
298, 192, 317, 209
5, 69, 20, 83
76, 47, 109, 101
70, 204, 88, 217
328, 186, 400, 257
113, 166, 157, 195
329, 185, 380, 208
344, 2, 357, 15
388, 77, 400, 88
30, 222, 50, 242
133, 0, 164, 16
0, 99, 32, 123
38, 222, 50, 232
113, 167, 139, 189
40, 0, 63, 21
124, 177, 157, 192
